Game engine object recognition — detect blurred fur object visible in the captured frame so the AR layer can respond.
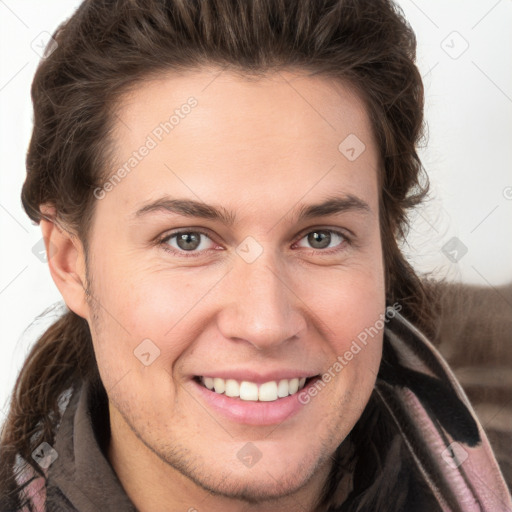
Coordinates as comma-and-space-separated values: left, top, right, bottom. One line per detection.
430, 280, 512, 493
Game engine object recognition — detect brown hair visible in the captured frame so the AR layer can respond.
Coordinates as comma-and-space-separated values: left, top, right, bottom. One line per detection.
1, 0, 434, 508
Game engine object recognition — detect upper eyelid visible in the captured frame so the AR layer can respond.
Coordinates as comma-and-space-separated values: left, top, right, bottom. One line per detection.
294, 226, 352, 242
160, 228, 215, 243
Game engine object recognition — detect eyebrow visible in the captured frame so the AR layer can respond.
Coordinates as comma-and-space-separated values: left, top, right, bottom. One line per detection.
132, 194, 371, 225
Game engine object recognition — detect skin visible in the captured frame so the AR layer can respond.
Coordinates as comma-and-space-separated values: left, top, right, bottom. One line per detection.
41, 67, 386, 512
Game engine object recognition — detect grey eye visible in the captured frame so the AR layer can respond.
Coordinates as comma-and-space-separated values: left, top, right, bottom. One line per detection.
176, 232, 201, 251
297, 230, 345, 250
166, 232, 215, 252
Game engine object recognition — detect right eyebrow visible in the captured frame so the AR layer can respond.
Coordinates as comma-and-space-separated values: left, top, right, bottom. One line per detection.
132, 197, 236, 225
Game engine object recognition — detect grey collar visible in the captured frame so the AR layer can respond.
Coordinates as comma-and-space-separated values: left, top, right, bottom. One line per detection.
47, 379, 138, 512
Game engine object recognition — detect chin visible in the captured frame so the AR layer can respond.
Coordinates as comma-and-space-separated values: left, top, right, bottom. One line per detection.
193, 464, 318, 503
157, 438, 328, 504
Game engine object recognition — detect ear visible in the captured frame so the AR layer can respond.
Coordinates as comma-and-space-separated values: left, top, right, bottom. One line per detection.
39, 204, 90, 320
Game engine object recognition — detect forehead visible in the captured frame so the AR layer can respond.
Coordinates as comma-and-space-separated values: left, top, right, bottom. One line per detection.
103, 67, 380, 220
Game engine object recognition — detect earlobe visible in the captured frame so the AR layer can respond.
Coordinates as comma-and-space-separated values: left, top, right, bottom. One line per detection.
39, 204, 90, 320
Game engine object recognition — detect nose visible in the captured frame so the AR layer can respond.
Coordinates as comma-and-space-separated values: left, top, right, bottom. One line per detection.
216, 252, 307, 351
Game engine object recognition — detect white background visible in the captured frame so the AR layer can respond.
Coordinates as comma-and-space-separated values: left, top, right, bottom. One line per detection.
1, 0, 511, 418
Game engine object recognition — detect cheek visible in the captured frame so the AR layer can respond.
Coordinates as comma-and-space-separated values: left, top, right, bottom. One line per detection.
298, 259, 385, 335
295, 258, 385, 376
89, 257, 224, 374
119, 267, 223, 339
87, 267, 183, 417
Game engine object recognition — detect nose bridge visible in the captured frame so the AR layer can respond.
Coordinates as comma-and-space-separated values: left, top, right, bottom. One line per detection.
217, 249, 306, 349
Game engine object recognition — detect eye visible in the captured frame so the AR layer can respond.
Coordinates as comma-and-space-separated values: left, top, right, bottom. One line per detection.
295, 229, 348, 252
158, 227, 350, 258
160, 230, 217, 255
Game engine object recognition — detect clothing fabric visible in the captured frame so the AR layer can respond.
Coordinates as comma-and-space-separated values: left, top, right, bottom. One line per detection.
7, 311, 512, 511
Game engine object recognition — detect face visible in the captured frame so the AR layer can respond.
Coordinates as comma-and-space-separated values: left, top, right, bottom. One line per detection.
82, 68, 385, 508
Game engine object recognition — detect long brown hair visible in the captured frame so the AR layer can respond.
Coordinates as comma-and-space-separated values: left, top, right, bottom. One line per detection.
1, 0, 434, 508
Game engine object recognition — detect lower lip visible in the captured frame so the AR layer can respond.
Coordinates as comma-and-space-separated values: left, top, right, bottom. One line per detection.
191, 378, 318, 426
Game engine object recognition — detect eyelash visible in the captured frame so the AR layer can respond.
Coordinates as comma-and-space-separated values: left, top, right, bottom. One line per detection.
156, 228, 352, 258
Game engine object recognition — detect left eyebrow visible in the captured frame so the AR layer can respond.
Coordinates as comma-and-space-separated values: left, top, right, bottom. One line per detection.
294, 195, 371, 222
131, 193, 371, 224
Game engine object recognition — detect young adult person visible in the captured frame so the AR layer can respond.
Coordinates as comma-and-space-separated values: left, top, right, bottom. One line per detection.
1, 1, 510, 510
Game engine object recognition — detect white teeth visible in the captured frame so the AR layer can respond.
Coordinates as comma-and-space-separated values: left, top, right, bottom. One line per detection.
258, 381, 278, 401
277, 379, 289, 398
213, 377, 225, 394
200, 376, 309, 402
225, 379, 240, 397
240, 381, 259, 401
288, 378, 299, 394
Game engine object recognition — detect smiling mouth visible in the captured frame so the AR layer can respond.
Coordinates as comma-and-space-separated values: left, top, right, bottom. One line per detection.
193, 376, 318, 402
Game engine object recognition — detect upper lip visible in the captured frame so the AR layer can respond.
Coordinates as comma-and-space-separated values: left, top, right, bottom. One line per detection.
193, 370, 319, 384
